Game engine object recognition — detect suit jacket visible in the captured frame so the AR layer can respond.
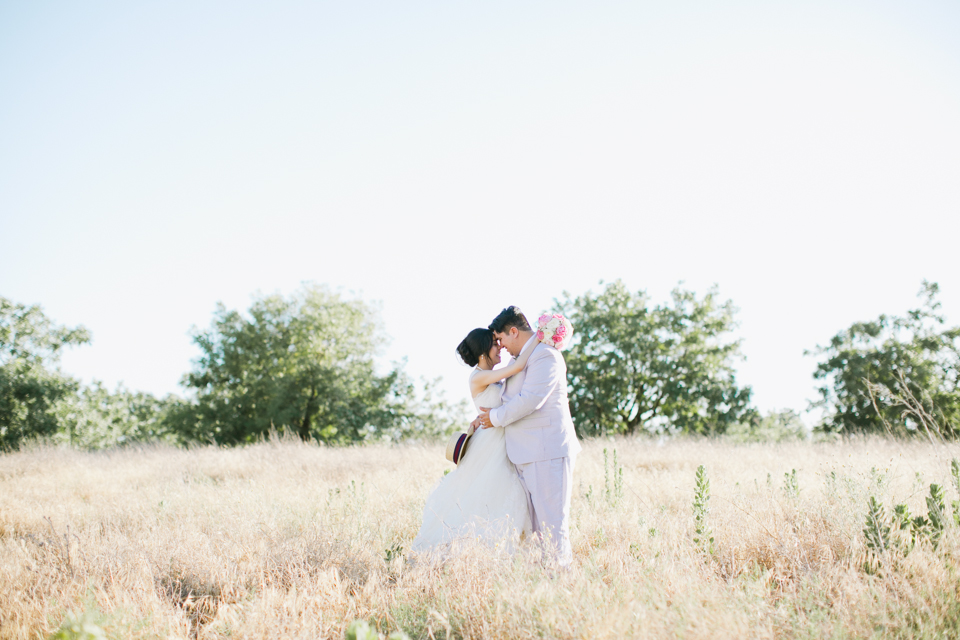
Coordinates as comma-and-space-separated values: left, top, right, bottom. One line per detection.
489, 336, 582, 464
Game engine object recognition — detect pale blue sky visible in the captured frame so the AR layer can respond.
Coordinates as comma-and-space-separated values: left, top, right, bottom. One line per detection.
2, 1, 959, 424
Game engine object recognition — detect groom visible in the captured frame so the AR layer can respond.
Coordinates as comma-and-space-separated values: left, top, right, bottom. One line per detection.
475, 306, 582, 567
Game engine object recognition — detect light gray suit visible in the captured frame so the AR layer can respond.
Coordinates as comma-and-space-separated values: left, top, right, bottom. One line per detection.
489, 335, 581, 565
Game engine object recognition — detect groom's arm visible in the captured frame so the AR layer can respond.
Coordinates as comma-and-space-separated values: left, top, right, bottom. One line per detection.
488, 348, 561, 428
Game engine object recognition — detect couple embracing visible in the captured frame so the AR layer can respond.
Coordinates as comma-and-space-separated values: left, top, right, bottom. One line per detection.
412, 306, 581, 567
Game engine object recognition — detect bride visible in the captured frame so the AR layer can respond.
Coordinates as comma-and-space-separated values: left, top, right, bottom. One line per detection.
411, 328, 534, 554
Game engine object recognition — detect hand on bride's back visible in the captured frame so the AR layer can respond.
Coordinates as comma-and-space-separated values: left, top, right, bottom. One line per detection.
479, 407, 495, 428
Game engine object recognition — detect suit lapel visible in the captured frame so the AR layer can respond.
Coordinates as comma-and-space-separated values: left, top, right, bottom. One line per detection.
504, 341, 538, 401
501, 357, 516, 401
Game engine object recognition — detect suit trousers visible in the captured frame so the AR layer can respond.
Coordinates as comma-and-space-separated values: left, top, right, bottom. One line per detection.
515, 455, 576, 567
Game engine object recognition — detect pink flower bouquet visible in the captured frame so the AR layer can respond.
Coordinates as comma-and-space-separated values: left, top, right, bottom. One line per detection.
536, 313, 574, 351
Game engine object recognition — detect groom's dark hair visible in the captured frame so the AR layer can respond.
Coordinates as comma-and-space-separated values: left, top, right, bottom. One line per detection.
489, 306, 531, 334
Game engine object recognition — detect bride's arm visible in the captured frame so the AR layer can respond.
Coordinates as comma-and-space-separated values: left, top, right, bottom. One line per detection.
469, 341, 538, 396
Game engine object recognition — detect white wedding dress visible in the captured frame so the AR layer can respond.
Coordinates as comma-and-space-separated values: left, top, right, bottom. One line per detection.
411, 369, 532, 554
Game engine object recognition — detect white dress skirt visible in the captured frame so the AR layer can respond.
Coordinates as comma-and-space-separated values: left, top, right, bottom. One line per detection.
411, 370, 532, 554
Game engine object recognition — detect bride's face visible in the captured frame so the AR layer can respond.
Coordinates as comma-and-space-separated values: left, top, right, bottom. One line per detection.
486, 343, 502, 367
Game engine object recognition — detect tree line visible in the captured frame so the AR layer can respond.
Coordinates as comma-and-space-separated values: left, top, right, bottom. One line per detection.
2, 280, 958, 450
556, 279, 959, 442
0, 285, 463, 450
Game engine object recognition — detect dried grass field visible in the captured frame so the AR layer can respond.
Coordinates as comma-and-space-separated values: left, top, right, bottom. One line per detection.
2, 436, 960, 639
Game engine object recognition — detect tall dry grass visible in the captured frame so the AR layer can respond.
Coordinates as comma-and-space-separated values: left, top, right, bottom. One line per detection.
2, 434, 960, 639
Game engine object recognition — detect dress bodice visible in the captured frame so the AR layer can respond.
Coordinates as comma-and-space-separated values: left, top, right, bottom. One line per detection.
469, 369, 503, 413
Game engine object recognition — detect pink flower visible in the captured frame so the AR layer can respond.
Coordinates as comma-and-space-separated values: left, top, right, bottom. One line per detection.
538, 314, 551, 326
537, 330, 545, 341
552, 333, 562, 343
555, 324, 567, 338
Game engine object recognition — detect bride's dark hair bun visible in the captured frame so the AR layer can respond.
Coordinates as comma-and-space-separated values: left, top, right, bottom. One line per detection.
457, 328, 495, 367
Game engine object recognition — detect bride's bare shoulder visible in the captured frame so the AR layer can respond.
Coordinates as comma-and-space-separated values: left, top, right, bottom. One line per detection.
468, 369, 484, 394
469, 372, 501, 398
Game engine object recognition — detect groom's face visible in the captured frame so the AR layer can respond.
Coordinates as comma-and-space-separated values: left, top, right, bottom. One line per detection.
493, 327, 522, 357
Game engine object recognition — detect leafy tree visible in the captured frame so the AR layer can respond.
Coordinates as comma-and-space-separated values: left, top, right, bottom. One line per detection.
0, 297, 90, 449
179, 284, 458, 444
555, 280, 755, 437
377, 371, 467, 443
809, 281, 960, 438
55, 381, 182, 449
726, 409, 806, 443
